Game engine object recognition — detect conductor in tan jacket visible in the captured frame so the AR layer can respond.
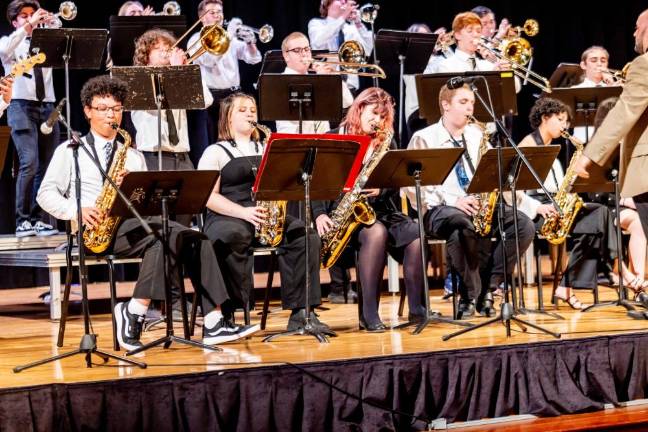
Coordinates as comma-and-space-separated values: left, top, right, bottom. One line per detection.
575, 9, 648, 234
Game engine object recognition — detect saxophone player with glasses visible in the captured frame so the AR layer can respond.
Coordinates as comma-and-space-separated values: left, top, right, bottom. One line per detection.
513, 98, 618, 310
406, 83, 534, 319
37, 76, 259, 351
313, 88, 429, 332
198, 93, 332, 334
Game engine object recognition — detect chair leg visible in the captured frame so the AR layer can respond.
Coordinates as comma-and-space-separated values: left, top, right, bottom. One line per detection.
189, 292, 200, 337
355, 251, 363, 330
397, 285, 406, 317
56, 235, 75, 348
178, 268, 190, 340
551, 243, 565, 309
260, 252, 276, 330
451, 267, 459, 320
536, 242, 544, 310
107, 258, 120, 351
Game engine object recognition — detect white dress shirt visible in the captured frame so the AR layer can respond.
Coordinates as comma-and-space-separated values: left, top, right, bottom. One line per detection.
131, 80, 213, 153
36, 130, 148, 221
275, 67, 354, 134
435, 48, 494, 74
308, 16, 374, 90
516, 158, 564, 220
405, 119, 485, 215
404, 52, 453, 120
198, 139, 263, 172
0, 27, 55, 102
188, 32, 261, 90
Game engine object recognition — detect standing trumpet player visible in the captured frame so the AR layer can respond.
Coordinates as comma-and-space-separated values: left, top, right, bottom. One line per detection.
0, 0, 59, 238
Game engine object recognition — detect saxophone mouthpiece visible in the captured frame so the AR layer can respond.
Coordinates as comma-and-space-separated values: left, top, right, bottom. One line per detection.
249, 120, 258, 127
110, 122, 119, 130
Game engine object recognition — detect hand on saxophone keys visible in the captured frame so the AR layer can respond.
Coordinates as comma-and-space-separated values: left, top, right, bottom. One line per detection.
241, 206, 267, 228
454, 196, 480, 216
82, 207, 103, 229
537, 204, 558, 219
361, 188, 380, 198
315, 214, 334, 236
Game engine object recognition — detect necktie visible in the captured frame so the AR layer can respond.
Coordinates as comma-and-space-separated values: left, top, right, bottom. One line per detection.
468, 57, 477, 71
337, 28, 345, 48
166, 109, 179, 146
454, 160, 471, 191
104, 141, 113, 168
34, 67, 45, 101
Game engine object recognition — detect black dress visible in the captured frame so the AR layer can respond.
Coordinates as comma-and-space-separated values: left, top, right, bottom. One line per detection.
203, 142, 322, 313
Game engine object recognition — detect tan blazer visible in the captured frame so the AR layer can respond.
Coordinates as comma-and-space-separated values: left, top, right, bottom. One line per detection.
584, 52, 648, 198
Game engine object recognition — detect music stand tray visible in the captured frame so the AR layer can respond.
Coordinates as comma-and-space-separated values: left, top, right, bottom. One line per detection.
114, 170, 222, 355
253, 134, 367, 343
416, 71, 517, 124
30, 28, 108, 69
108, 16, 187, 67
546, 87, 622, 128
548, 63, 582, 89
374, 29, 438, 75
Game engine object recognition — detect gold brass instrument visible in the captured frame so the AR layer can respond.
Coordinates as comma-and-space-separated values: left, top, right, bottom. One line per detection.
310, 40, 386, 78
41, 1, 77, 28
224, 19, 274, 44
477, 18, 552, 93
539, 130, 584, 245
250, 122, 287, 247
601, 62, 630, 84
435, 31, 455, 54
359, 3, 379, 24
83, 125, 132, 254
169, 15, 231, 63
320, 127, 393, 269
156, 1, 181, 15
468, 116, 498, 236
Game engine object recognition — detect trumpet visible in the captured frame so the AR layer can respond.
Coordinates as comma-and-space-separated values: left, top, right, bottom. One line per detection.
40, 1, 77, 29
156, 1, 181, 16
359, 3, 379, 24
600, 63, 630, 84
224, 19, 274, 44
309, 40, 386, 78
435, 31, 455, 54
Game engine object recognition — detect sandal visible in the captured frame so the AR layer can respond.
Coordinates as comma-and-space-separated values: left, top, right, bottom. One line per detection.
555, 294, 584, 310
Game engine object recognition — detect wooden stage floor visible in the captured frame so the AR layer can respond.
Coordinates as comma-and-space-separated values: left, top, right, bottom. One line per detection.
1, 282, 647, 392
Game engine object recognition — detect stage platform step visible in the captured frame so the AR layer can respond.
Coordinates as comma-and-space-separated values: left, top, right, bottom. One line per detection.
0, 233, 66, 251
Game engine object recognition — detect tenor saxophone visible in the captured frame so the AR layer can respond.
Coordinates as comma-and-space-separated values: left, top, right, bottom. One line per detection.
467, 116, 498, 236
250, 121, 287, 247
83, 124, 132, 254
320, 127, 393, 269
539, 130, 584, 245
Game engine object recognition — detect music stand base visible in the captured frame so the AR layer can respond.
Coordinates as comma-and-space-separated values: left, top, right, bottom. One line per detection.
394, 311, 473, 333
517, 307, 565, 320
441, 302, 561, 341
263, 324, 337, 343
14, 334, 146, 372
126, 334, 222, 355
582, 299, 637, 313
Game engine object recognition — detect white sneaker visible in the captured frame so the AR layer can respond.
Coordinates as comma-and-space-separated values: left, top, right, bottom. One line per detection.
33, 221, 59, 237
15, 221, 35, 238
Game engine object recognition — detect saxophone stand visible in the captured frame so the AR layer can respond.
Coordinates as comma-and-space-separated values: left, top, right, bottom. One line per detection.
115, 170, 222, 355
442, 78, 562, 341
362, 148, 473, 332
252, 134, 369, 343
14, 123, 147, 373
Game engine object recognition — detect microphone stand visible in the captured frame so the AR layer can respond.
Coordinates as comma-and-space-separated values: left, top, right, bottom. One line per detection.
442, 77, 561, 341
14, 116, 148, 372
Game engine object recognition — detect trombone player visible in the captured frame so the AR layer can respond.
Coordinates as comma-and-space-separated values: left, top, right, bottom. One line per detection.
187, 0, 261, 154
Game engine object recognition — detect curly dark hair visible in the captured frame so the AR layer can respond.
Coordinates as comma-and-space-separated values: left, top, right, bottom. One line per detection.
7, 0, 40, 23
133, 28, 176, 66
528, 98, 571, 129
80, 75, 129, 108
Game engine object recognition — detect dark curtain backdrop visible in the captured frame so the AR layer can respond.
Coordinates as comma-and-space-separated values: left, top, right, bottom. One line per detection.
0, 0, 645, 234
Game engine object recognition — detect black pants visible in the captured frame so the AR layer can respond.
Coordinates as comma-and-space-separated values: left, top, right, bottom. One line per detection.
424, 205, 534, 302
204, 213, 322, 312
535, 202, 617, 289
112, 218, 228, 312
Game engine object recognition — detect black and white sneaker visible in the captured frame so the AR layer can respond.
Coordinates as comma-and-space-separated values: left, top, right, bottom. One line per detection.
15, 221, 35, 238
114, 301, 144, 351
202, 317, 260, 345
33, 221, 59, 237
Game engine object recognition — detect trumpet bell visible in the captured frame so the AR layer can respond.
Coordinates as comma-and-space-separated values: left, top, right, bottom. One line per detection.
161, 1, 181, 16
258, 24, 274, 43
500, 37, 533, 66
523, 19, 539, 37
360, 3, 379, 24
339, 40, 365, 68
59, 1, 77, 20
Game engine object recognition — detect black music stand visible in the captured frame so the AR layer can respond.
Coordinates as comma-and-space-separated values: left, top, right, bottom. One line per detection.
441, 146, 562, 341
547, 87, 622, 144
111, 65, 204, 170
374, 29, 438, 144
416, 71, 517, 124
114, 170, 222, 355
548, 63, 582, 89
258, 74, 343, 134
30, 28, 108, 142
254, 134, 367, 343
108, 16, 187, 67
363, 148, 473, 333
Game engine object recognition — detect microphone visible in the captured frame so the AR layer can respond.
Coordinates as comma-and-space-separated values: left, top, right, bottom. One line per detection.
40, 98, 66, 135
446, 76, 480, 89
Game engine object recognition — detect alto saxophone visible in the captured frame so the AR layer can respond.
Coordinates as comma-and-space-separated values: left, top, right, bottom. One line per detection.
467, 116, 498, 236
539, 130, 584, 245
250, 121, 287, 247
83, 124, 132, 254
320, 127, 393, 269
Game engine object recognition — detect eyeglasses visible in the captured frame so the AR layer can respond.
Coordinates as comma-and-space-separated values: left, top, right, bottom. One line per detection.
91, 105, 124, 114
286, 46, 311, 55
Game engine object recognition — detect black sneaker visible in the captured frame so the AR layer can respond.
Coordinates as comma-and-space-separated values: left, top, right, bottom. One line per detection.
327, 289, 358, 304
114, 301, 144, 351
203, 318, 260, 345
33, 221, 58, 236
15, 221, 35, 238
457, 301, 475, 320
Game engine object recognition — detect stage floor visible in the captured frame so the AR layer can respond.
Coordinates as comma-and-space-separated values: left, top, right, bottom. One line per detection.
1, 283, 647, 390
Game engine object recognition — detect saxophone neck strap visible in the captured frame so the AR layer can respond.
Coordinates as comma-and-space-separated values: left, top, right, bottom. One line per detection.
84, 132, 116, 171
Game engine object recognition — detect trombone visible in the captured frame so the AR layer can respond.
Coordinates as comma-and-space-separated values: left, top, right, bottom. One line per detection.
168, 15, 231, 63
309, 40, 386, 78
